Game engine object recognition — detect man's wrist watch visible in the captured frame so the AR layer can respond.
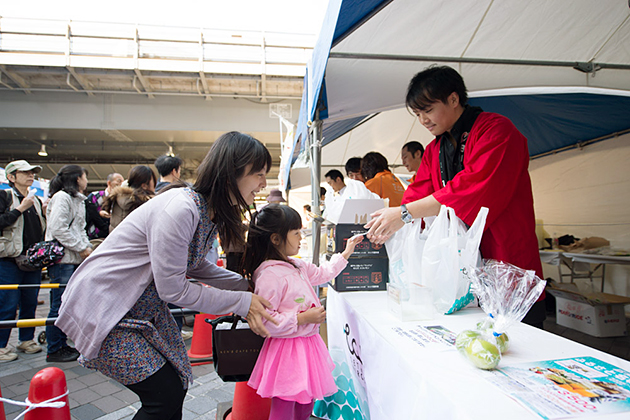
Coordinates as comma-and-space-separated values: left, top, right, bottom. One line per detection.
400, 204, 413, 223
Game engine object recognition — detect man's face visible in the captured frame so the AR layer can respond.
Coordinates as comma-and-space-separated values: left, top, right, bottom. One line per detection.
326, 176, 345, 193
347, 171, 365, 183
412, 92, 461, 136
401, 147, 422, 173
108, 174, 124, 190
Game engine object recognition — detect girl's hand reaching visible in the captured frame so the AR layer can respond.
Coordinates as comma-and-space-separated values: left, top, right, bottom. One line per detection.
297, 306, 326, 325
341, 233, 365, 260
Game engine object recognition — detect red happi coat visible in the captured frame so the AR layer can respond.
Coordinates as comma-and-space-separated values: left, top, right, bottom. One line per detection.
402, 112, 544, 301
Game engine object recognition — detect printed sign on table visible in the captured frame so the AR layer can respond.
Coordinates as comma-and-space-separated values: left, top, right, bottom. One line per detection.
486, 356, 630, 419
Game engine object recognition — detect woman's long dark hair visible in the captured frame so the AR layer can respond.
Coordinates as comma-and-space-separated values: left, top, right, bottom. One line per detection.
128, 165, 156, 190
48, 164, 87, 197
195, 131, 272, 250
242, 204, 303, 280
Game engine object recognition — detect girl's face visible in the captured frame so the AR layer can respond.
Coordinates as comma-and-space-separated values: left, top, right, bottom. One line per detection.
236, 164, 267, 206
279, 229, 302, 258
77, 172, 88, 193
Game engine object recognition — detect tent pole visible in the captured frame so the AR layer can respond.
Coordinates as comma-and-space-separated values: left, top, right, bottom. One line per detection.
310, 113, 323, 267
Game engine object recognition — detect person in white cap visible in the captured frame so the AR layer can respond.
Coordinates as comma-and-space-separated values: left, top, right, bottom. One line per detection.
0, 160, 46, 362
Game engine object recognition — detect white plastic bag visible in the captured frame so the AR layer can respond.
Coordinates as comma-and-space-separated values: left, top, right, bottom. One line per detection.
421, 205, 488, 314
385, 219, 428, 290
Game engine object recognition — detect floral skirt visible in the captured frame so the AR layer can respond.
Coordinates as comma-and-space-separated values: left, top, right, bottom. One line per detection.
80, 282, 192, 388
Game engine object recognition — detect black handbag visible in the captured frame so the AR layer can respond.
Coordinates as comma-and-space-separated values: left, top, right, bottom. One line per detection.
25, 239, 65, 269
207, 315, 265, 382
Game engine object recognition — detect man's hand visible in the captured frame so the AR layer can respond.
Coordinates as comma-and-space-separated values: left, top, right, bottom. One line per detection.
297, 306, 326, 325
364, 207, 405, 245
246, 294, 278, 337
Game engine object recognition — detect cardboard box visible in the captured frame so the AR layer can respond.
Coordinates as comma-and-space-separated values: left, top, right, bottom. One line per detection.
330, 258, 388, 292
326, 223, 388, 258
547, 284, 630, 337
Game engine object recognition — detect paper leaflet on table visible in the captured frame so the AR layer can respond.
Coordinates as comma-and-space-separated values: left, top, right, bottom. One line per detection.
483, 356, 630, 419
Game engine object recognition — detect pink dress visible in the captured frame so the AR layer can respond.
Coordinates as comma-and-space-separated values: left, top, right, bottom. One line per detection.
247, 254, 348, 404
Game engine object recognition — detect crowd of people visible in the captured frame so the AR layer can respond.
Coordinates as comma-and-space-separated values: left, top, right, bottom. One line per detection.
0, 65, 546, 420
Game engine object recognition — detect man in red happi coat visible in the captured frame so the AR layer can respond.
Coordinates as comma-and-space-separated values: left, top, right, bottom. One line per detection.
366, 66, 546, 327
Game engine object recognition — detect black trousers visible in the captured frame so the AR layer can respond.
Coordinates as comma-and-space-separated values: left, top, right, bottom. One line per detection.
125, 363, 186, 420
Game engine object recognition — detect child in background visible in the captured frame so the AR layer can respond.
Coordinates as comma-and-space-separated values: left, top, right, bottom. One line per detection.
242, 204, 362, 420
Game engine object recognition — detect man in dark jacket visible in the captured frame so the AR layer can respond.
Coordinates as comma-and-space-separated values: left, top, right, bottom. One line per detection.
0, 160, 46, 361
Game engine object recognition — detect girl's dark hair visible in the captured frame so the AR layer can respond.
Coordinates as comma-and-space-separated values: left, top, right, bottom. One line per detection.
405, 65, 468, 112
194, 131, 272, 250
242, 204, 303, 280
128, 165, 156, 190
48, 164, 88, 197
361, 152, 390, 180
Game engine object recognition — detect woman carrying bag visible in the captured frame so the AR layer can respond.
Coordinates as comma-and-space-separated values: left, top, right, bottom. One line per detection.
56, 132, 277, 420
45, 164, 92, 363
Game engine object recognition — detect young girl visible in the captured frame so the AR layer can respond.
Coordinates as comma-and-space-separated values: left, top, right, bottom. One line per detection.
243, 204, 363, 420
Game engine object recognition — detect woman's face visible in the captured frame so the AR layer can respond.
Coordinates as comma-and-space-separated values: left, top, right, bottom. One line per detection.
236, 164, 267, 205
142, 178, 155, 193
77, 172, 88, 193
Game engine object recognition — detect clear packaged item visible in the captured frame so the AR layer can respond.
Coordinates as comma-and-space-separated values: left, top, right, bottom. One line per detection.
455, 260, 546, 370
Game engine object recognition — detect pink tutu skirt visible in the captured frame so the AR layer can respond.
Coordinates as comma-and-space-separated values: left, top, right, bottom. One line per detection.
248, 334, 337, 404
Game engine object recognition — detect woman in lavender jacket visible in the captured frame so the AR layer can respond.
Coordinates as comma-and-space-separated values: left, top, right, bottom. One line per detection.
57, 132, 277, 420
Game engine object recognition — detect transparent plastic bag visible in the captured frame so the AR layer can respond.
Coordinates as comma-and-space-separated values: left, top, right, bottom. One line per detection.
466, 259, 547, 335
456, 260, 545, 370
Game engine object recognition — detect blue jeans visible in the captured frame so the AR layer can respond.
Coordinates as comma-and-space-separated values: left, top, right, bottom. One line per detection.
46, 263, 78, 354
0, 258, 42, 347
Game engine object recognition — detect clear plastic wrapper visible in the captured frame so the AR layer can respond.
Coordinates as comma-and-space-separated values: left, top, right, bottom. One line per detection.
466, 259, 547, 335
455, 260, 546, 370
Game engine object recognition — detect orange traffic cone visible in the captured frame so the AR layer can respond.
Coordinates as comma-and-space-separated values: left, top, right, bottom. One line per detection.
226, 382, 271, 420
187, 313, 226, 366
24, 367, 70, 420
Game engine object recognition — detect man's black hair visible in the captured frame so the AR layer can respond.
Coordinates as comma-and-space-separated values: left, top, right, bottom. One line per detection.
154, 155, 183, 177
344, 157, 362, 175
406, 65, 468, 112
325, 169, 344, 182
402, 141, 425, 156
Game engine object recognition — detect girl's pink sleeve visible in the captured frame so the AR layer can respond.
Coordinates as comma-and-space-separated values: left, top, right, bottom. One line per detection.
254, 271, 300, 337
297, 254, 348, 286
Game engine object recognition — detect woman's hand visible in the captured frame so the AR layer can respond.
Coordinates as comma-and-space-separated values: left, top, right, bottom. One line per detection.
297, 306, 326, 325
79, 247, 93, 260
364, 207, 405, 245
246, 294, 279, 337
16, 196, 36, 213
99, 210, 111, 219
340, 234, 364, 260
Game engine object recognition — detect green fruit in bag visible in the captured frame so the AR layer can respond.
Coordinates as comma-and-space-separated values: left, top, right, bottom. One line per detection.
455, 330, 480, 352
465, 338, 501, 370
495, 332, 510, 353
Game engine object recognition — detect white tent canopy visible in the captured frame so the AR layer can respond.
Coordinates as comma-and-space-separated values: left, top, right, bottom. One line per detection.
285, 0, 630, 188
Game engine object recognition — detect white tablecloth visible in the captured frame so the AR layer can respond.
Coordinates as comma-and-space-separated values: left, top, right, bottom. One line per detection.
323, 289, 630, 420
